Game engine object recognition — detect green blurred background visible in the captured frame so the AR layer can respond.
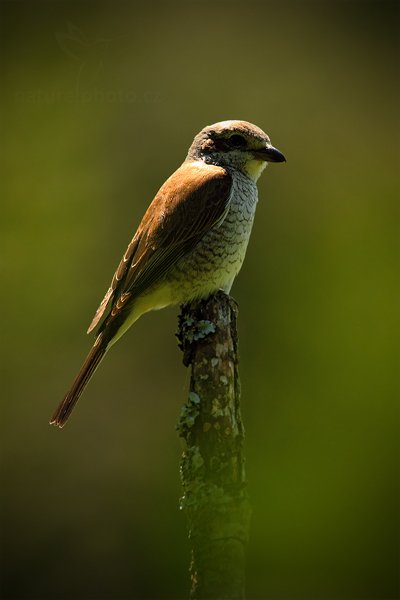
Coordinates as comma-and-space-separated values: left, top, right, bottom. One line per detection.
1, 1, 398, 598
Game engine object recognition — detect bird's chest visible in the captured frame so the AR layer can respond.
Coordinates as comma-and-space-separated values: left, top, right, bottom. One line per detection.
199, 171, 258, 267
219, 172, 258, 244
165, 171, 258, 300
176, 173, 258, 289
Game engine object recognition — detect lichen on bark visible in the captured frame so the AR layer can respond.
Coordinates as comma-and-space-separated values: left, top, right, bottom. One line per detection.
176, 291, 251, 600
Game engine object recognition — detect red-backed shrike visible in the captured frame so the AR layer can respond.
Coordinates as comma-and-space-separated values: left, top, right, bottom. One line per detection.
50, 120, 285, 427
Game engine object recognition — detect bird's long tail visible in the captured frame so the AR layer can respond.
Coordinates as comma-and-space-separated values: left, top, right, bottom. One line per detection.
50, 333, 108, 428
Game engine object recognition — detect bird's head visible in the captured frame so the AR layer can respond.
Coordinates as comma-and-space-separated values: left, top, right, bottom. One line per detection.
187, 120, 286, 182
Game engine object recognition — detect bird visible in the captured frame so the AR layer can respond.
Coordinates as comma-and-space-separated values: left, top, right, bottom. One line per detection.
50, 120, 285, 428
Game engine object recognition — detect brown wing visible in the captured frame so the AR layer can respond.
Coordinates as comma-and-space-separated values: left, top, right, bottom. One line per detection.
87, 162, 232, 334
87, 236, 140, 333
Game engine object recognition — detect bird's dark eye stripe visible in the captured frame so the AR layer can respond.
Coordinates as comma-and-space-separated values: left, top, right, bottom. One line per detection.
229, 134, 247, 147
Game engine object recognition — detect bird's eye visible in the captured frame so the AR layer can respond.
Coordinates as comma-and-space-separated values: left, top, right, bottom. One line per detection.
229, 134, 246, 147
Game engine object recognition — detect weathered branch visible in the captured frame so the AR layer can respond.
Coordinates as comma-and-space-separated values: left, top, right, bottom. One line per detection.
176, 291, 251, 600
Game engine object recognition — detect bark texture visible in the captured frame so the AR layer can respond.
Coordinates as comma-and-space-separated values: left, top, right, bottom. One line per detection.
176, 291, 251, 600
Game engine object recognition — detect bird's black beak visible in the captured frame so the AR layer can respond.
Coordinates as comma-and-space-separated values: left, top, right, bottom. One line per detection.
254, 145, 286, 163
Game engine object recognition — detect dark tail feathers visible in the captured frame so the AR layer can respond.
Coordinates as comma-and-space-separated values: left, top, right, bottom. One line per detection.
50, 334, 108, 428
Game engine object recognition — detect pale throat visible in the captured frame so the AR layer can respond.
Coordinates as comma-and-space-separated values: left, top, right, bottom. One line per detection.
243, 158, 267, 182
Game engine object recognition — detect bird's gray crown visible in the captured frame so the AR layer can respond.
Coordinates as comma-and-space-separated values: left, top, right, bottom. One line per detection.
187, 120, 271, 162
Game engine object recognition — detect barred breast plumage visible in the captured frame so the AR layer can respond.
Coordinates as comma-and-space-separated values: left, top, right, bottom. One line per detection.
166, 168, 258, 301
